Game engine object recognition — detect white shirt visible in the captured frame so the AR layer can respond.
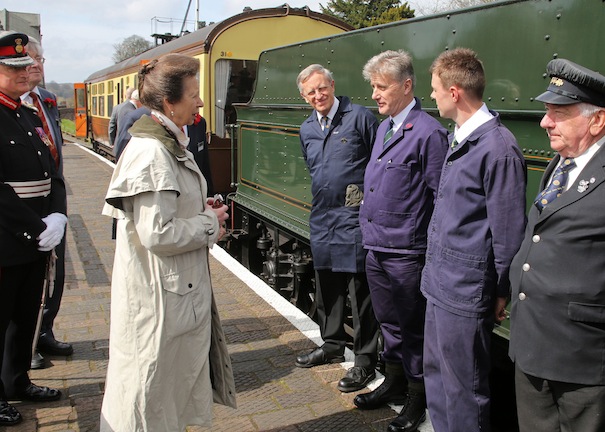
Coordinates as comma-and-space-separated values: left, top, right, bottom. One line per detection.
389, 98, 417, 134
565, 135, 605, 190
454, 103, 494, 144
316, 97, 340, 130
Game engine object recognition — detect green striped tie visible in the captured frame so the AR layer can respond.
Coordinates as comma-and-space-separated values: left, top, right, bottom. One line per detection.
383, 119, 394, 146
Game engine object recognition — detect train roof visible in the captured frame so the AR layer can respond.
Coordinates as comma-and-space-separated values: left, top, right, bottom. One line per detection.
84, 4, 352, 82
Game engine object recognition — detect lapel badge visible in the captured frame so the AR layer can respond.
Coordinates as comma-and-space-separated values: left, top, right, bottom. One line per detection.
341, 137, 347, 144
577, 179, 590, 193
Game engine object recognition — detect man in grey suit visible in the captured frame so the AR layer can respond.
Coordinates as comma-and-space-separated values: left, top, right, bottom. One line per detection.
108, 87, 134, 147
509, 59, 605, 432
23, 37, 72, 369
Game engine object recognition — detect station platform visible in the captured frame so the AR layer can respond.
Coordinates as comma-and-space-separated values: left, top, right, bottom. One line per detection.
1, 140, 434, 432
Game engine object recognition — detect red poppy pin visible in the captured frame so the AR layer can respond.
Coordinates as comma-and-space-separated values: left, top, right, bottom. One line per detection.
44, 97, 57, 109
193, 113, 202, 125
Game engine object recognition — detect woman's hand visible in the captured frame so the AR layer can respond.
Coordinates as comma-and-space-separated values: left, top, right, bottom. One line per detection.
206, 195, 228, 241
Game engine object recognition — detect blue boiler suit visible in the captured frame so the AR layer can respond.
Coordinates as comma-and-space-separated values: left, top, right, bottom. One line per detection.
359, 99, 447, 383
421, 112, 526, 432
299, 96, 379, 365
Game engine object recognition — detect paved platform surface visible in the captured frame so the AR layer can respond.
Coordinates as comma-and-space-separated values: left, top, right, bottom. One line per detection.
0, 141, 434, 432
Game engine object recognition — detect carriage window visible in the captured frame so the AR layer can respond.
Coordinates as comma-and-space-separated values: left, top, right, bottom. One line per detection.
214, 59, 257, 138
107, 95, 114, 117
92, 96, 98, 116
99, 96, 105, 117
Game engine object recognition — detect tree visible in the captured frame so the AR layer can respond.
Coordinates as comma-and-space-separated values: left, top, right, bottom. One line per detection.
413, 0, 495, 16
321, 0, 415, 29
112, 35, 153, 64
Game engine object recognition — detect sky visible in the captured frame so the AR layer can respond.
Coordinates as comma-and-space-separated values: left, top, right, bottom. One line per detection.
1, 0, 433, 84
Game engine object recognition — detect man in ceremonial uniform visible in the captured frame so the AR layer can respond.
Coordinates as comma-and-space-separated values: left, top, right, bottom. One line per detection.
0, 31, 67, 426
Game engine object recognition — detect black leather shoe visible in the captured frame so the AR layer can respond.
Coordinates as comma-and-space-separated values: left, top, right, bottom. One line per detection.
15, 383, 61, 402
337, 366, 376, 393
387, 390, 427, 432
30, 350, 46, 370
354, 373, 408, 410
295, 348, 344, 368
0, 400, 22, 426
38, 333, 73, 356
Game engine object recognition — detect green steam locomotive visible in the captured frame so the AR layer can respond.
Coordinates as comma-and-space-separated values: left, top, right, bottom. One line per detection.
225, 0, 604, 344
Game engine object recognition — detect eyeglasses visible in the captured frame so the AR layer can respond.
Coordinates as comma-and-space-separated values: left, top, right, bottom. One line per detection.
31, 56, 45, 64
303, 85, 331, 98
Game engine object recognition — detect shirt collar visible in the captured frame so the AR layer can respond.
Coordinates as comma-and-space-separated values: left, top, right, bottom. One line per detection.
316, 96, 339, 123
0, 91, 21, 110
454, 103, 494, 143
151, 109, 190, 149
389, 98, 416, 133
21, 86, 40, 102
566, 135, 605, 190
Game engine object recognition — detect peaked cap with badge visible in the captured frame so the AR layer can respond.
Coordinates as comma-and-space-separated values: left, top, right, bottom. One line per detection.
536, 58, 605, 107
0, 31, 35, 68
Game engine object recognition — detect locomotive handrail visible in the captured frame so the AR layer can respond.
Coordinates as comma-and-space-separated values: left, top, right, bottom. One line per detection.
228, 123, 239, 188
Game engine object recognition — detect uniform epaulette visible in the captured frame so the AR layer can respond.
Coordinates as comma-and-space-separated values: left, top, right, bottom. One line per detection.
21, 101, 39, 114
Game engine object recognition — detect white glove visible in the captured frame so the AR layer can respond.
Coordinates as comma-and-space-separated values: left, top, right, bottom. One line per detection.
38, 213, 67, 251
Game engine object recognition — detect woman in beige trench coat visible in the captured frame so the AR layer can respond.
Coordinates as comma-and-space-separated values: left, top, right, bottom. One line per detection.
100, 53, 236, 432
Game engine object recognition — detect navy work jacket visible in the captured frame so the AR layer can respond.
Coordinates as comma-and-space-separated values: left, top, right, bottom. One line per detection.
359, 98, 448, 253
421, 112, 527, 317
299, 96, 377, 272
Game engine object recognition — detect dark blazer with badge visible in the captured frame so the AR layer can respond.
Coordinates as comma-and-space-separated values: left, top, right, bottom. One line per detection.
509, 145, 605, 385
186, 116, 214, 196
299, 96, 377, 273
0, 97, 67, 267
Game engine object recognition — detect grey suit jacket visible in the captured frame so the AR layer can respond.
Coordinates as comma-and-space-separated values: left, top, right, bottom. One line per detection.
509, 143, 605, 385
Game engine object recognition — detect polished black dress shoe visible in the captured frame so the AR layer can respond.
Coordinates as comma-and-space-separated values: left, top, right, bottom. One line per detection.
30, 350, 46, 370
295, 348, 344, 368
337, 366, 376, 393
0, 400, 22, 426
38, 333, 73, 356
387, 390, 427, 432
15, 383, 61, 402
354, 373, 408, 409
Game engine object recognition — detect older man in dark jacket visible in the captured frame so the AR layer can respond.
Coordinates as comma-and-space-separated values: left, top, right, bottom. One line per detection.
295, 64, 379, 394
509, 59, 605, 432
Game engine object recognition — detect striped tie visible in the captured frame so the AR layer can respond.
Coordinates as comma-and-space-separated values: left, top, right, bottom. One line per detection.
321, 116, 329, 134
383, 119, 394, 146
451, 138, 459, 150
534, 158, 575, 211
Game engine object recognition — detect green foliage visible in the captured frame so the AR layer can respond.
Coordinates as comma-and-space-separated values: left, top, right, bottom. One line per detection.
321, 0, 415, 29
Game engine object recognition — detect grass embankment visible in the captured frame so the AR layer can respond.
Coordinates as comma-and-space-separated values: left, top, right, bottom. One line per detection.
61, 119, 76, 136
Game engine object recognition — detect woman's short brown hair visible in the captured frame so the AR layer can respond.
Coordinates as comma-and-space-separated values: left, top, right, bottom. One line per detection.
138, 53, 200, 111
